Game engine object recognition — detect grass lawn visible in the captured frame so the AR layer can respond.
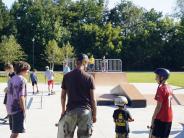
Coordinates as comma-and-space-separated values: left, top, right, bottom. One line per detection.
0, 71, 63, 84
126, 72, 184, 87
0, 72, 183, 87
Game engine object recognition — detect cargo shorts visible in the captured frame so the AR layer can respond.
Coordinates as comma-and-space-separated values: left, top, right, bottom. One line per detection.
59, 108, 93, 138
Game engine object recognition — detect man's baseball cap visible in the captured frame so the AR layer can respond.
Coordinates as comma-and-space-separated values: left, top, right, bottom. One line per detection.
77, 54, 89, 61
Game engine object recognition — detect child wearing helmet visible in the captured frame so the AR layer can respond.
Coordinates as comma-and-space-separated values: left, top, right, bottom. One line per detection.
44, 66, 55, 95
150, 68, 173, 138
113, 96, 134, 138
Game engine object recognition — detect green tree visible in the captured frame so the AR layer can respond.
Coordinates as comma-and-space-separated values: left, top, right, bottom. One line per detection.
71, 23, 122, 58
0, 0, 12, 38
10, 0, 65, 68
44, 39, 61, 70
0, 35, 26, 63
61, 41, 75, 61
175, 0, 184, 18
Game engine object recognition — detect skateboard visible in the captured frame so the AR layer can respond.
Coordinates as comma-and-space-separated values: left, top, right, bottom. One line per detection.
0, 118, 8, 125
147, 126, 152, 138
56, 114, 65, 138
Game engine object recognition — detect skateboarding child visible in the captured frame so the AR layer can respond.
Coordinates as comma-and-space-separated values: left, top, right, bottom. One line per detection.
44, 66, 54, 95
113, 96, 134, 138
29, 69, 39, 94
150, 68, 173, 138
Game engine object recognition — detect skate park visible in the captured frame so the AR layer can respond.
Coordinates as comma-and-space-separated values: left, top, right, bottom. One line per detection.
0, 59, 184, 138
0, 0, 184, 137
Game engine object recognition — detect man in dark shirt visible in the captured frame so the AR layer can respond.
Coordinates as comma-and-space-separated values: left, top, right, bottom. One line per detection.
60, 54, 97, 138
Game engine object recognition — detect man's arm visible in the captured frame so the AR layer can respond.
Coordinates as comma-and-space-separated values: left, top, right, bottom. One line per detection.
61, 89, 66, 116
90, 89, 97, 123
19, 81, 26, 115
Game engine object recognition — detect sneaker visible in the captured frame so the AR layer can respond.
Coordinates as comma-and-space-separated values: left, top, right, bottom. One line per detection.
51, 91, 55, 95
3, 115, 8, 120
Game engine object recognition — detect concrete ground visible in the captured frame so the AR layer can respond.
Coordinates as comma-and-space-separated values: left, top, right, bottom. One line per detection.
0, 83, 184, 138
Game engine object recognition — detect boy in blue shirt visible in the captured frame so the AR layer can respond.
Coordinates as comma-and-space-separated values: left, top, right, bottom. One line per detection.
63, 62, 71, 75
30, 69, 39, 94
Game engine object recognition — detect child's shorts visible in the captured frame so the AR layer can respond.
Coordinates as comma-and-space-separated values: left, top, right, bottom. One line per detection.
152, 119, 172, 138
9, 111, 25, 133
32, 81, 37, 86
48, 80, 54, 86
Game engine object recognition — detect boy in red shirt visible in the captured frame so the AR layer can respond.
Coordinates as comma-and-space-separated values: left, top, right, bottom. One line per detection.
151, 68, 173, 138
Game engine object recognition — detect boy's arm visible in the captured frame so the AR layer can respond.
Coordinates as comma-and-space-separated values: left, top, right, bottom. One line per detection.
127, 111, 134, 122
19, 96, 26, 112
113, 111, 116, 122
19, 80, 27, 116
151, 101, 162, 125
128, 118, 134, 122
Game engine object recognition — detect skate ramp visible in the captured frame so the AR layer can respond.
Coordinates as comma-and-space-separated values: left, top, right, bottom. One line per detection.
110, 84, 146, 107
173, 94, 184, 105
93, 72, 127, 86
94, 72, 146, 107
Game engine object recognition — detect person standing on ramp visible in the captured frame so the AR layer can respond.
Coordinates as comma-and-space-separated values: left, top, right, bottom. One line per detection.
59, 53, 97, 138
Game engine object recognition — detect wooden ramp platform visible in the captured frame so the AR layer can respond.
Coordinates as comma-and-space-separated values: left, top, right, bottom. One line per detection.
110, 84, 146, 107
173, 94, 184, 105
93, 72, 127, 86
94, 72, 146, 108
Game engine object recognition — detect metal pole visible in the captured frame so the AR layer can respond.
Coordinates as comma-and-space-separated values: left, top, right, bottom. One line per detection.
32, 38, 35, 69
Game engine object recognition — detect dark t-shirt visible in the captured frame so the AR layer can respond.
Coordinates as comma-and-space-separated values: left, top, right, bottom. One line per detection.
113, 108, 132, 134
61, 69, 95, 111
9, 72, 15, 78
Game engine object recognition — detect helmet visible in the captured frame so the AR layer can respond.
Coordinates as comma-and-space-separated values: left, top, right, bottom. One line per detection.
45, 66, 49, 69
114, 96, 128, 106
154, 68, 170, 80
77, 54, 89, 65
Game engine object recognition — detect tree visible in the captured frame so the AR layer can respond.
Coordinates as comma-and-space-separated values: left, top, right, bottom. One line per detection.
71, 23, 122, 58
175, 0, 184, 18
45, 40, 75, 70
0, 35, 26, 64
61, 41, 75, 62
44, 39, 61, 70
107, 0, 144, 36
0, 0, 11, 38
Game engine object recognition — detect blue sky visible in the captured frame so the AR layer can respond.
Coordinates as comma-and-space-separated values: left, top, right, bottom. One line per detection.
2, 0, 176, 15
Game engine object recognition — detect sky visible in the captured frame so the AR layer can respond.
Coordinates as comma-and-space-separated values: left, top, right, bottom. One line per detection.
2, 0, 177, 15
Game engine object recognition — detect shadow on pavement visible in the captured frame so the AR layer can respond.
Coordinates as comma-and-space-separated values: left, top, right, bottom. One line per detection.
174, 123, 184, 138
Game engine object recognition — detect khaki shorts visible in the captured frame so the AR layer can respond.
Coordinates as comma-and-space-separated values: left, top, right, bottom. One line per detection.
57, 108, 93, 138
